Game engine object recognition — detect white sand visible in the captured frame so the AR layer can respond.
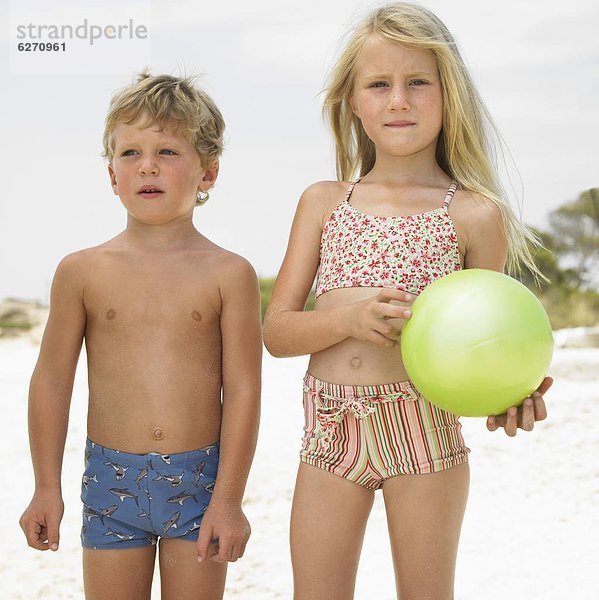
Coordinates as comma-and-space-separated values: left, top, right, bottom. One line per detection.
1, 337, 598, 599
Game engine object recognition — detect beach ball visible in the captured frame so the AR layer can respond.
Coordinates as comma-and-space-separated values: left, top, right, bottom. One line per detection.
400, 269, 553, 417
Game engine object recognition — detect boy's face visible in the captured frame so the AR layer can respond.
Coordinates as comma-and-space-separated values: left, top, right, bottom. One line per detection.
108, 120, 218, 225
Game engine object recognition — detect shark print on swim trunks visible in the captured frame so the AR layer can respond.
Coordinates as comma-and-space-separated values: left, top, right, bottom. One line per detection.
80, 437, 219, 549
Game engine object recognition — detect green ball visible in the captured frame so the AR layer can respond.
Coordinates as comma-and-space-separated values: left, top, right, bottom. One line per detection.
400, 269, 554, 417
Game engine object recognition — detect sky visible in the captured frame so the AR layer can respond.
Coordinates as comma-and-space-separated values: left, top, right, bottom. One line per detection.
1, 0, 598, 303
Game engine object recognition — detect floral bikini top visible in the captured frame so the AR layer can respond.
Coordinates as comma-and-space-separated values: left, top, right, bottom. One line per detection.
315, 179, 462, 298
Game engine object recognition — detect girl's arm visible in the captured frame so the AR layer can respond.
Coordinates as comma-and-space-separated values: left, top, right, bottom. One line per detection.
197, 254, 262, 563
460, 192, 551, 435
19, 253, 87, 551
263, 183, 412, 358
461, 192, 508, 273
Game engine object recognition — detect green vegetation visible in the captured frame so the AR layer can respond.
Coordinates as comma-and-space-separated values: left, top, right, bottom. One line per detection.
258, 277, 275, 321
0, 307, 34, 336
520, 188, 599, 329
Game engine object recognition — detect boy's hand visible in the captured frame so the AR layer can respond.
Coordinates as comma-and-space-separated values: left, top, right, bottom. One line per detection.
196, 499, 251, 563
19, 490, 64, 551
486, 376, 552, 436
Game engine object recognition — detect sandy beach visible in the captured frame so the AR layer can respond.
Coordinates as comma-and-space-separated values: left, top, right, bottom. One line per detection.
1, 332, 598, 599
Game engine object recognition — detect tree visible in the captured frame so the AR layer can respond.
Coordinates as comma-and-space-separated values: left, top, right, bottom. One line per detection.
549, 188, 599, 289
518, 228, 579, 291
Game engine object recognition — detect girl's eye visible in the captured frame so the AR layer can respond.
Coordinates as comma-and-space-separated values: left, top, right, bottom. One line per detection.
121, 149, 137, 156
369, 81, 388, 88
159, 149, 176, 155
410, 79, 428, 86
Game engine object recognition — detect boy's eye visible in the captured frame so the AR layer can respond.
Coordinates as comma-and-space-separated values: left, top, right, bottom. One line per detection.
121, 149, 137, 156
159, 149, 177, 155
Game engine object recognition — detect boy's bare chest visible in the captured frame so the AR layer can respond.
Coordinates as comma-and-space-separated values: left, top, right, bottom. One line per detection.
83, 257, 222, 333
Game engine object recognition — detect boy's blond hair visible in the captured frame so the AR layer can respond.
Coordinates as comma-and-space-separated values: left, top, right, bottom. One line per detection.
323, 2, 543, 279
103, 71, 225, 167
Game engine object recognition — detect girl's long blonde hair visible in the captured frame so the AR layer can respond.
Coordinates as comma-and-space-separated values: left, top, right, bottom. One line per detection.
323, 2, 542, 278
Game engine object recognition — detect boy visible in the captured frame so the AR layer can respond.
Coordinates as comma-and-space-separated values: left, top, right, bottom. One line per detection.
19, 73, 262, 600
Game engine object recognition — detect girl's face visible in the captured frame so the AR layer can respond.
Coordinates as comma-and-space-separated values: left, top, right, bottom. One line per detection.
108, 120, 217, 225
350, 36, 443, 161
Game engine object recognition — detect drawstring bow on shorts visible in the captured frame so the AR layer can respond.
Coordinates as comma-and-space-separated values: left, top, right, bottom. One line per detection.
304, 384, 418, 447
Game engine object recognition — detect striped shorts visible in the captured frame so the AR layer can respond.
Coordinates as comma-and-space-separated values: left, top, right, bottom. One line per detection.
300, 372, 469, 490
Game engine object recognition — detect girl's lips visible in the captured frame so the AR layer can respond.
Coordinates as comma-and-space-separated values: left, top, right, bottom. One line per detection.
385, 121, 415, 127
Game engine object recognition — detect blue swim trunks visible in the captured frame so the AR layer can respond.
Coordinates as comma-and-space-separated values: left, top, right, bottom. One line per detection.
81, 438, 219, 549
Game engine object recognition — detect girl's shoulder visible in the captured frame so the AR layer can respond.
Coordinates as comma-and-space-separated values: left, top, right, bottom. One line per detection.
450, 188, 503, 229
296, 180, 352, 228
450, 189, 507, 263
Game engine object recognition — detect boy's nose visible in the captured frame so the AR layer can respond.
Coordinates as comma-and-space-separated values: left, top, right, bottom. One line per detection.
139, 161, 159, 176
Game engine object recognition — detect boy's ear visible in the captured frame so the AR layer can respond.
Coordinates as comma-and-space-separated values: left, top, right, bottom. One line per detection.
198, 161, 219, 191
108, 164, 119, 195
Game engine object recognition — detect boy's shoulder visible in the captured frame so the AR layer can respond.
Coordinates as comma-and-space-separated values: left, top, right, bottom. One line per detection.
180, 238, 258, 286
197, 246, 258, 305
49, 246, 111, 298
54, 243, 120, 273
55, 238, 257, 283
208, 246, 257, 277
54, 246, 101, 274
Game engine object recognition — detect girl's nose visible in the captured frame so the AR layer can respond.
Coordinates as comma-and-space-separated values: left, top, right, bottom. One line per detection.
388, 86, 410, 111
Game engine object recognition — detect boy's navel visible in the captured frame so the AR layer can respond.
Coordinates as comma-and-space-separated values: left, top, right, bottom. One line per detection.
191, 311, 202, 322
106, 309, 116, 320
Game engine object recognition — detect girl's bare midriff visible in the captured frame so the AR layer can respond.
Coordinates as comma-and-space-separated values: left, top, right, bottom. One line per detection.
308, 286, 410, 385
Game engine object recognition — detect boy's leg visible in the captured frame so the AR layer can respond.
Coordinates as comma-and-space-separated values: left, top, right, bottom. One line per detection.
158, 538, 227, 600
382, 463, 470, 600
290, 462, 375, 600
83, 546, 156, 600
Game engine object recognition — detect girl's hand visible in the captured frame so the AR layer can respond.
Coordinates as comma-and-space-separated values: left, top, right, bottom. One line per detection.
347, 289, 416, 347
486, 376, 553, 436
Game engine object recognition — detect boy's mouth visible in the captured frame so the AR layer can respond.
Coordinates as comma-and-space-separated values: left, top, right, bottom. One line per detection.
138, 185, 164, 199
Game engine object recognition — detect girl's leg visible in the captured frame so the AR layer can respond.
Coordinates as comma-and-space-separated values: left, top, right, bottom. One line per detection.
83, 546, 156, 600
158, 538, 227, 600
382, 463, 470, 600
291, 462, 375, 600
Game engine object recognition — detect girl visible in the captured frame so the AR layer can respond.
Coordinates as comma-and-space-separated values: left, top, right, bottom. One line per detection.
263, 4, 552, 600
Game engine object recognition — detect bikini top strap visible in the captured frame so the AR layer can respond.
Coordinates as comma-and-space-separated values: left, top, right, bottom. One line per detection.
442, 180, 458, 209
344, 177, 362, 202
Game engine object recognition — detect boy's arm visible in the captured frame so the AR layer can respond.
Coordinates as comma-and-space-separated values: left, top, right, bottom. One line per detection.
19, 253, 87, 551
197, 255, 262, 563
